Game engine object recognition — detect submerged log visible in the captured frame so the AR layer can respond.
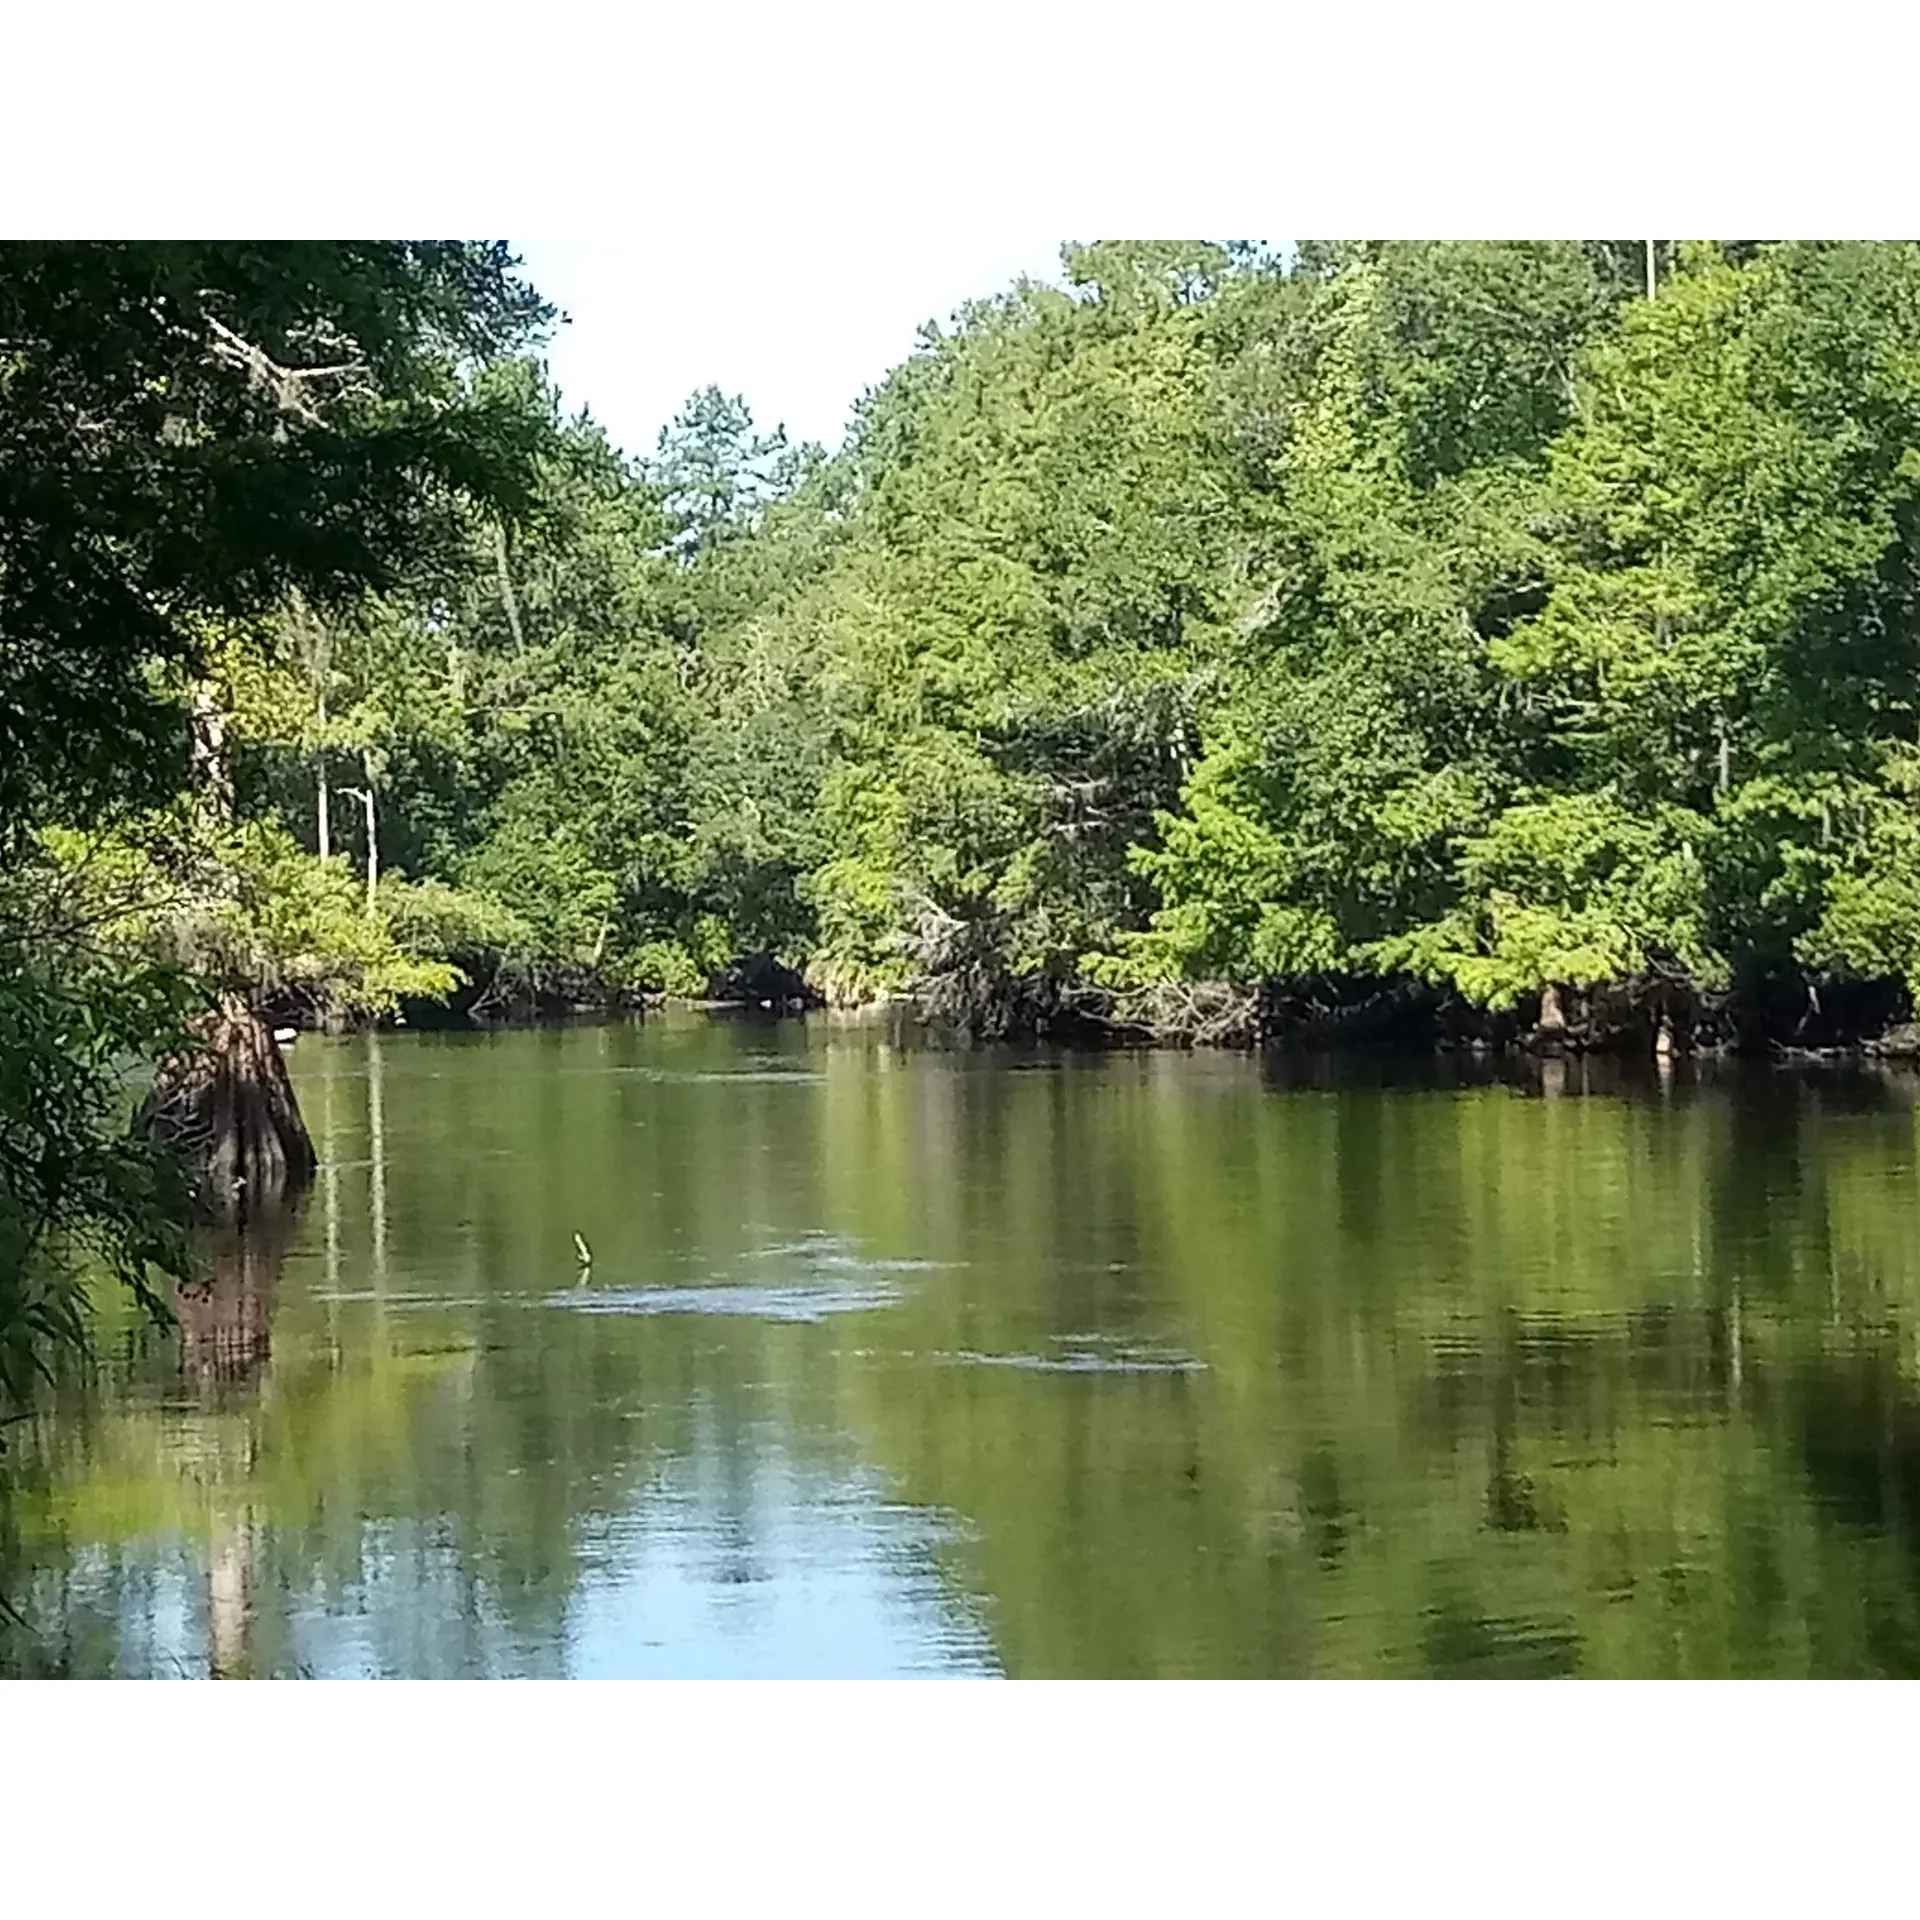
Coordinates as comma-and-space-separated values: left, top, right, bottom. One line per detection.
1870, 1022, 1920, 1060
142, 993, 317, 1214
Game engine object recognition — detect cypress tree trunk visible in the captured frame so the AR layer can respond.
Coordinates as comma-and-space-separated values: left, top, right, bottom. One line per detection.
142, 993, 317, 1215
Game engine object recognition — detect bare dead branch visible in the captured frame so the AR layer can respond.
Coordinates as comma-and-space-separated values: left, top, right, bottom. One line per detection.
203, 313, 373, 424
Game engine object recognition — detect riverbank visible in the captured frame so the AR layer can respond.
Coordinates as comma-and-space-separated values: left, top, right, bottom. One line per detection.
251, 920, 1920, 1068
314, 955, 1920, 1074
812, 963, 1920, 1064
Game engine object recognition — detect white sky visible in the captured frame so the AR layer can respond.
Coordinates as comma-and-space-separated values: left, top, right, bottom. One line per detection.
513, 236, 1069, 462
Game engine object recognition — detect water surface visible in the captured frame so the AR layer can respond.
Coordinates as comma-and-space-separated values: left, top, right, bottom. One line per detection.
7, 1016, 1920, 1677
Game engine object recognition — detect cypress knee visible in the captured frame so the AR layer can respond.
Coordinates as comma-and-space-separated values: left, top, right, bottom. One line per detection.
1529, 981, 1571, 1056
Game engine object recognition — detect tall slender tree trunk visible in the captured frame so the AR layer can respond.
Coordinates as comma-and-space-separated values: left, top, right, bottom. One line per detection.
364, 782, 377, 914
189, 685, 235, 828
362, 771, 377, 915
316, 691, 331, 861
341, 765, 378, 917
494, 520, 527, 652
1645, 240, 1657, 300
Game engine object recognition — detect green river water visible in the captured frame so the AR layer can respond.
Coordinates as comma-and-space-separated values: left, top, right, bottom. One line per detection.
7, 1013, 1920, 1678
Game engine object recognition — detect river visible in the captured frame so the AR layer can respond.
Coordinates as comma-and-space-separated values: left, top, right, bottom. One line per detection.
6, 1013, 1920, 1677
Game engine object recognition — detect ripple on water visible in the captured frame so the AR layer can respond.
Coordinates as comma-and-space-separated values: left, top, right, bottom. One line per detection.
545, 1281, 904, 1323
559, 1066, 828, 1084
743, 1234, 954, 1273
309, 1290, 506, 1308
931, 1347, 1207, 1376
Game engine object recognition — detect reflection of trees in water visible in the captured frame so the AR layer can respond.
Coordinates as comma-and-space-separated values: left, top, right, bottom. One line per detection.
207, 1510, 256, 1679
175, 1196, 305, 1391
179, 1191, 306, 1677
16, 1029, 1920, 1677
830, 1052, 1920, 1677
1387, 1294, 1920, 1676
2, 1190, 312, 1677
167, 1044, 1920, 1677
1781, 1350, 1920, 1672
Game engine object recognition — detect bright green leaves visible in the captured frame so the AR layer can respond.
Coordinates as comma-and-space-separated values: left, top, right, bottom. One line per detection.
34, 812, 463, 1022
1089, 741, 1316, 985
220, 825, 463, 1018
1501, 253, 1852, 800
799, 257, 1258, 997
1378, 792, 1717, 1007
1782, 747, 1920, 1003
1443, 242, 1920, 1006
1062, 240, 1237, 313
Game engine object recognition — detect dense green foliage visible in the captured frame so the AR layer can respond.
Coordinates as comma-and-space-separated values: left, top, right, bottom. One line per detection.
775, 239, 1920, 1044
246, 239, 1920, 1049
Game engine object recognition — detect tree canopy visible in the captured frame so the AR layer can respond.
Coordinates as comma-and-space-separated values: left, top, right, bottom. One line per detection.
1, 242, 553, 1401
